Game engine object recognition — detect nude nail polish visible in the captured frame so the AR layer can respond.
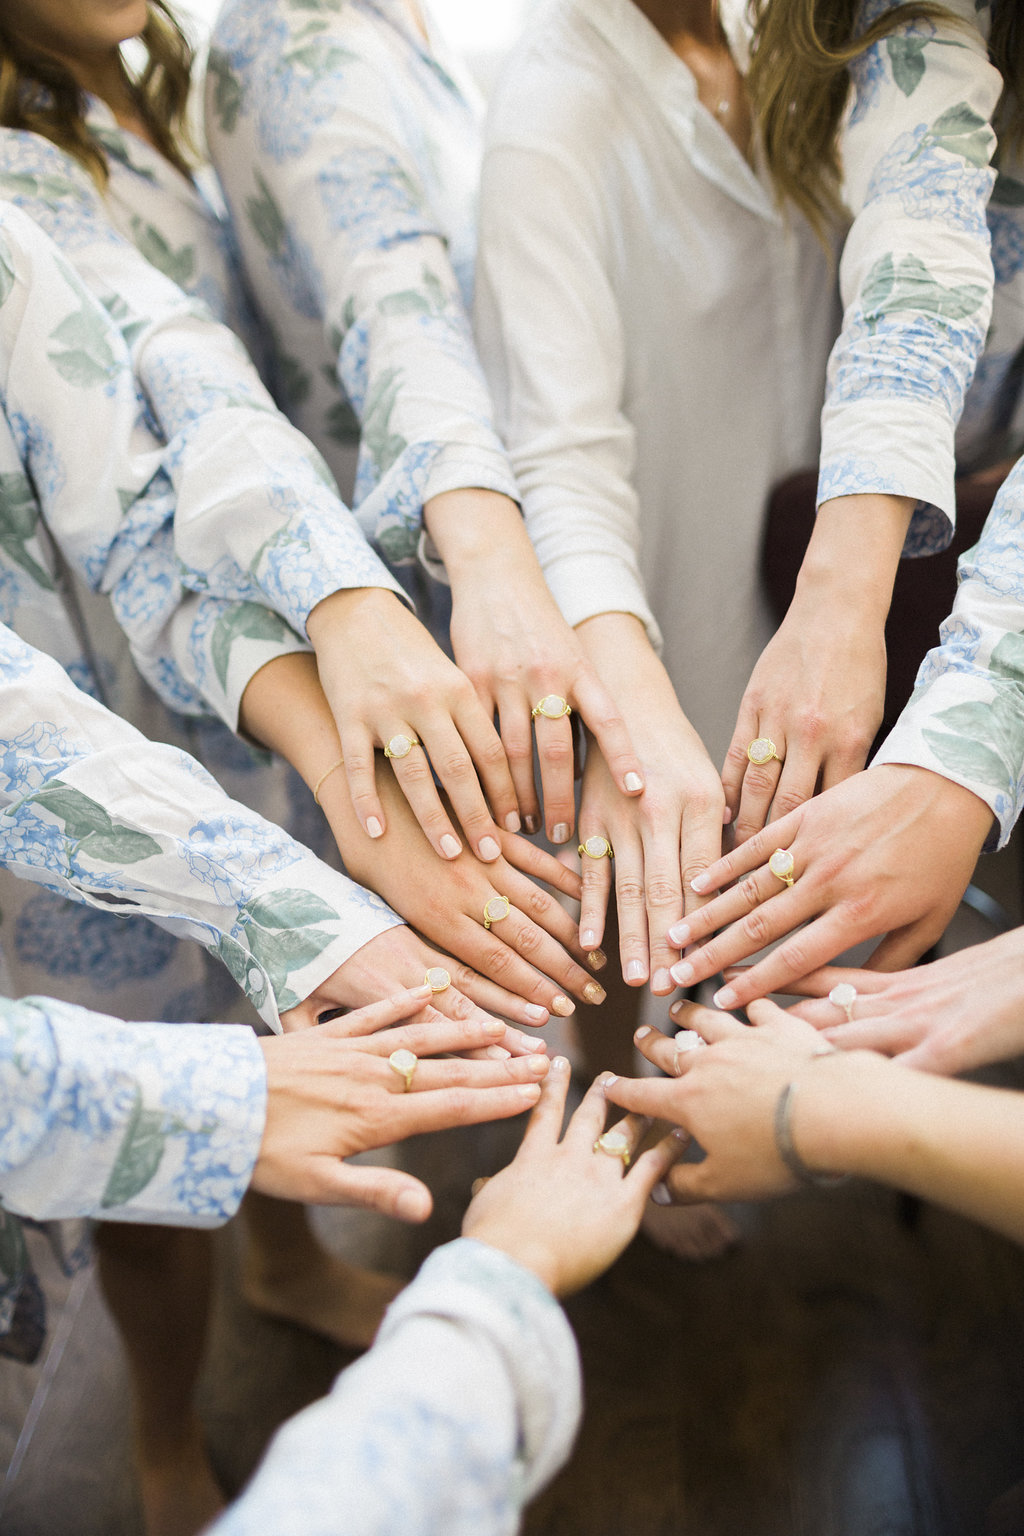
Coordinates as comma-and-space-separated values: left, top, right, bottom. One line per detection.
366, 816, 384, 839
551, 994, 575, 1017
440, 833, 461, 858
479, 836, 501, 861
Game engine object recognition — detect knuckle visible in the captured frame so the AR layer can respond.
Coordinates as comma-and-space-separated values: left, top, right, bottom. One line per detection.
540, 737, 574, 770
522, 885, 550, 921
772, 788, 809, 820
738, 874, 762, 912
398, 756, 432, 787
776, 935, 813, 976
795, 709, 826, 744
615, 876, 646, 911
741, 908, 771, 949
742, 767, 776, 797
437, 750, 475, 784
645, 877, 681, 910
512, 923, 543, 961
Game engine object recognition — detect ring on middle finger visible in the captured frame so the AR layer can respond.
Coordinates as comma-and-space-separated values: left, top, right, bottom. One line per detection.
768, 847, 796, 888
579, 834, 613, 860
384, 732, 420, 760
483, 894, 511, 930
747, 736, 783, 766
828, 982, 857, 1023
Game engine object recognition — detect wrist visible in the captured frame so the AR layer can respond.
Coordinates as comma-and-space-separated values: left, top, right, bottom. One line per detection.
424, 489, 528, 575
463, 1224, 560, 1296
795, 494, 914, 621
306, 586, 401, 648
789, 1050, 891, 1181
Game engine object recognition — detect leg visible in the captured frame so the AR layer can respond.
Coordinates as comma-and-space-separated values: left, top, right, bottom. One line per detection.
94, 1222, 225, 1536
240, 1192, 402, 1350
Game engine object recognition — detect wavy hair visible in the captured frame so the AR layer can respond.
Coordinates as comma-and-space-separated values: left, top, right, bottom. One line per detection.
0, 1, 195, 185
747, 0, 1022, 234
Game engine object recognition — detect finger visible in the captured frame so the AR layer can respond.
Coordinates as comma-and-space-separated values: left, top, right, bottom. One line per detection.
572, 672, 645, 797
452, 698, 521, 838
503, 865, 590, 956
519, 1052, 573, 1149
819, 1018, 915, 1055
533, 713, 576, 845
668, 865, 807, 982
688, 805, 806, 898
701, 908, 877, 1008
384, 1053, 549, 1092
577, 826, 613, 955
732, 739, 786, 845
721, 706, 758, 823
667, 998, 747, 1043
631, 1024, 685, 1076
316, 985, 435, 1037
660, 1161, 714, 1205
612, 825, 650, 985
316, 1162, 434, 1222
498, 690, 540, 833
501, 829, 583, 901
394, 1080, 543, 1137
641, 817, 686, 993
446, 914, 581, 1017
866, 920, 948, 973
759, 745, 820, 830
495, 901, 605, 1007
740, 963, 886, 1000
386, 738, 467, 859
423, 714, 509, 860
340, 722, 387, 840
352, 1009, 509, 1057
601, 1073, 687, 1122
417, 971, 550, 1032
564, 1073, 633, 1150
677, 787, 726, 936
628, 1128, 690, 1205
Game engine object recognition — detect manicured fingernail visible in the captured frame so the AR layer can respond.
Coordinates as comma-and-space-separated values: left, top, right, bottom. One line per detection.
635, 1025, 651, 1040
587, 948, 607, 971
668, 922, 691, 945
483, 1017, 505, 1034
670, 1000, 685, 1017
505, 811, 522, 833
524, 813, 540, 834
651, 1182, 672, 1206
440, 833, 462, 858
722, 807, 733, 825
552, 822, 570, 844
519, 1034, 545, 1049
551, 994, 575, 1017
599, 1072, 618, 1088
484, 1044, 510, 1060
527, 1054, 548, 1072
583, 981, 606, 1004
479, 836, 501, 861
552, 1055, 570, 1072
626, 960, 646, 984
625, 772, 644, 793
670, 961, 694, 986
581, 928, 598, 948
411, 983, 433, 998
517, 1082, 542, 1099
713, 986, 738, 1011
367, 816, 384, 839
652, 968, 672, 993
396, 1188, 425, 1220
690, 873, 710, 894
524, 1004, 549, 1023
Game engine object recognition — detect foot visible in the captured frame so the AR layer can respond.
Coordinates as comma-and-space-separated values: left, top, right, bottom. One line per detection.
241, 1253, 403, 1350
137, 1426, 225, 1536
640, 1201, 741, 1261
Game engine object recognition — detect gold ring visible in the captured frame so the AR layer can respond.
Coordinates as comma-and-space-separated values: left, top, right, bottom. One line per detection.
747, 736, 783, 766
593, 1129, 631, 1167
424, 966, 451, 993
531, 695, 572, 720
388, 1047, 417, 1091
483, 895, 511, 929
384, 733, 419, 760
768, 848, 796, 888
828, 982, 857, 1023
578, 834, 613, 860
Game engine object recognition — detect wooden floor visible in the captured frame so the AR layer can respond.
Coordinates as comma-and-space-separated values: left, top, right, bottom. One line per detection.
4, 844, 1024, 1536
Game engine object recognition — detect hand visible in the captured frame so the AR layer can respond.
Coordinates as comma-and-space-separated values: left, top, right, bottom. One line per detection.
603, 998, 844, 1202
574, 614, 725, 991
319, 765, 606, 1022
666, 765, 995, 1008
307, 586, 517, 860
438, 490, 644, 842
255, 988, 547, 1217
462, 1056, 684, 1296
781, 926, 1024, 1075
722, 492, 911, 843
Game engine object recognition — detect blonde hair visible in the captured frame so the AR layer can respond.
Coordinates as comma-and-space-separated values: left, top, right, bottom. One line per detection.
747, 0, 1022, 234
0, 1, 195, 185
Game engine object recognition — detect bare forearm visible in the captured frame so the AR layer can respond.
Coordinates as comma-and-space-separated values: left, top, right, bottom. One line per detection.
797, 493, 915, 621
239, 653, 344, 795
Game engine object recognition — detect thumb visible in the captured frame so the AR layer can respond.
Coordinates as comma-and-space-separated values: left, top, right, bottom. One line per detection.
312, 1161, 434, 1223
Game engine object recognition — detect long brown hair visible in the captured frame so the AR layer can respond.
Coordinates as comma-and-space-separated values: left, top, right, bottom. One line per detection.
747, 0, 1023, 234
0, 1, 195, 185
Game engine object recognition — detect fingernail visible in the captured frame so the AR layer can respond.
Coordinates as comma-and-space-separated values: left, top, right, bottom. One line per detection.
599, 1071, 618, 1087
722, 807, 733, 825
396, 1188, 424, 1220
519, 1034, 546, 1049
690, 873, 710, 894
552, 822, 570, 844
483, 1017, 505, 1035
527, 1054, 548, 1072
411, 983, 433, 998
671, 1127, 688, 1141
552, 1055, 570, 1073
525, 814, 540, 834
651, 1182, 672, 1206
551, 994, 575, 1017
635, 1025, 651, 1040
505, 811, 522, 833
484, 1044, 510, 1060
367, 816, 384, 839
625, 771, 644, 793
479, 836, 501, 861
517, 1082, 542, 1099
583, 981, 605, 1004
652, 968, 672, 993
668, 921, 691, 945
713, 986, 738, 1011
626, 960, 646, 984
440, 833, 462, 858
587, 948, 607, 971
670, 1000, 684, 1017
670, 961, 694, 986
581, 928, 598, 948
524, 1003, 549, 1023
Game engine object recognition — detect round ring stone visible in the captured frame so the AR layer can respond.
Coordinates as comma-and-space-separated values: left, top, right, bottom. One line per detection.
768, 848, 795, 886
424, 966, 451, 993
828, 982, 858, 1020
593, 1129, 631, 1166
580, 834, 613, 860
483, 895, 511, 929
388, 1047, 418, 1091
747, 736, 779, 766
384, 733, 417, 759
532, 694, 572, 720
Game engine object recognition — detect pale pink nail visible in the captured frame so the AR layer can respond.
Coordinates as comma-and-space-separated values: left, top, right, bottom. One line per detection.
524, 1003, 549, 1023
652, 968, 672, 993
440, 833, 462, 858
625, 772, 644, 793
504, 811, 522, 833
366, 816, 384, 839
626, 960, 646, 984
581, 928, 599, 949
670, 961, 694, 986
479, 836, 501, 860
600, 1072, 619, 1088
668, 922, 691, 945
552, 1055, 570, 1072
651, 1182, 672, 1205
713, 986, 738, 1011
690, 873, 711, 894
635, 1025, 651, 1040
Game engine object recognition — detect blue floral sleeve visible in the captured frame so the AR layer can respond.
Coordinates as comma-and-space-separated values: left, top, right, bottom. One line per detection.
818, 0, 1002, 551
0, 994, 265, 1225
0, 144, 407, 729
211, 1239, 581, 1536
873, 452, 1024, 848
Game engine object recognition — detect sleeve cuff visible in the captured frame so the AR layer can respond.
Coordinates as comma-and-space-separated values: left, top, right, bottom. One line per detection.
541, 551, 662, 653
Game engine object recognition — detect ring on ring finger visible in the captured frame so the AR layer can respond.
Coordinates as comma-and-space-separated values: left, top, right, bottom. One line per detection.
579, 834, 613, 860
768, 848, 796, 888
384, 733, 419, 760
828, 982, 857, 1023
388, 1047, 418, 1091
747, 736, 784, 766
593, 1127, 632, 1167
483, 895, 511, 930
531, 694, 572, 720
